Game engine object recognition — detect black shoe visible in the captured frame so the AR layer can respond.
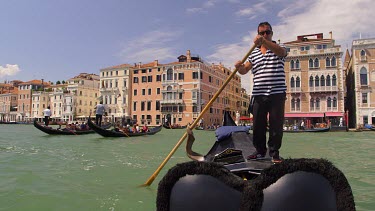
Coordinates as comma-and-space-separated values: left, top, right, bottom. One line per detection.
247, 151, 266, 160
270, 151, 282, 163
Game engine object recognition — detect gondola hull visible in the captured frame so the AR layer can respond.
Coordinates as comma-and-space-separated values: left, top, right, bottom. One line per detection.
162, 124, 187, 129
33, 119, 110, 135
88, 118, 162, 137
283, 127, 330, 133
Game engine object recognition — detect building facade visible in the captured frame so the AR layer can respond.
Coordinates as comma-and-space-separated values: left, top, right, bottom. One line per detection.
345, 38, 375, 127
283, 33, 345, 128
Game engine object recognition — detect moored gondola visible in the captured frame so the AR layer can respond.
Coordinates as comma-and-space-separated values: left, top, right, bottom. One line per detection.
156, 111, 355, 211
33, 119, 111, 135
87, 117, 162, 137
283, 127, 330, 133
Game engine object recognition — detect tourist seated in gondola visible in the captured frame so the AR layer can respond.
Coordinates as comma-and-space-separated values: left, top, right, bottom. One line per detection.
142, 124, 149, 132
132, 124, 138, 133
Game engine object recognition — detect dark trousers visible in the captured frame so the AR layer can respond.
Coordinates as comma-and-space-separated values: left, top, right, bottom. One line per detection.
252, 93, 286, 155
96, 114, 103, 126
44, 116, 50, 126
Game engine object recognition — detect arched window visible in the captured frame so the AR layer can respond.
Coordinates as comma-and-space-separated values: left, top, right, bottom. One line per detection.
296, 77, 301, 88
360, 50, 366, 57
167, 68, 173, 80
309, 58, 314, 68
316, 98, 320, 109
360, 67, 368, 85
315, 75, 320, 87
333, 97, 337, 108
296, 98, 300, 110
332, 75, 337, 86
320, 75, 325, 86
327, 97, 332, 108
290, 77, 295, 88
326, 57, 330, 67
291, 98, 295, 110
326, 75, 331, 86
310, 98, 314, 110
309, 76, 314, 87
314, 58, 319, 68
331, 56, 336, 66
290, 60, 295, 70
296, 59, 300, 69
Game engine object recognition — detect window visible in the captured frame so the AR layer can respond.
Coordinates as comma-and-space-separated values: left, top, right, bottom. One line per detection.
331, 56, 336, 66
141, 102, 145, 111
295, 59, 300, 69
134, 70, 138, 74
290, 77, 295, 88
296, 77, 300, 88
309, 76, 314, 87
326, 57, 330, 67
315, 76, 319, 87
326, 75, 331, 86
310, 98, 314, 110
133, 77, 138, 83
290, 60, 294, 70
362, 93, 368, 103
209, 76, 212, 82
148, 88, 152, 95
142, 69, 146, 73
320, 75, 325, 86
192, 72, 199, 79
167, 69, 173, 80
178, 73, 184, 80
360, 67, 368, 85
133, 102, 137, 111
314, 58, 319, 68
296, 98, 300, 110
142, 76, 147, 82
156, 75, 162, 81
333, 97, 337, 108
156, 101, 160, 110
291, 98, 295, 111
142, 89, 146, 95
147, 101, 151, 110
327, 97, 332, 108
157, 88, 160, 94
309, 59, 314, 68
316, 98, 320, 109
148, 76, 153, 82
134, 90, 137, 96
360, 50, 366, 57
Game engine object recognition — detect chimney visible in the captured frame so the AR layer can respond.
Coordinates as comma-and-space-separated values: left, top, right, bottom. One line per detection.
187, 50, 191, 62
154, 60, 158, 67
138, 62, 141, 68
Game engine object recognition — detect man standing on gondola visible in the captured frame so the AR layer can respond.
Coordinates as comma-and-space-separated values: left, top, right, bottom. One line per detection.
43, 106, 51, 126
234, 21, 287, 163
94, 101, 106, 127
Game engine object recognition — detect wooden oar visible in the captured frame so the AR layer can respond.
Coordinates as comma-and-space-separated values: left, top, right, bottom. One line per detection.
141, 44, 257, 187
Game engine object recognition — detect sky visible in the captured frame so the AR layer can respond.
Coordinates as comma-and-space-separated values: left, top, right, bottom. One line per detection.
1, 0, 374, 93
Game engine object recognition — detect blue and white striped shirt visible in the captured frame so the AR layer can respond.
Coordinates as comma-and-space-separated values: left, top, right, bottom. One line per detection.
247, 43, 287, 96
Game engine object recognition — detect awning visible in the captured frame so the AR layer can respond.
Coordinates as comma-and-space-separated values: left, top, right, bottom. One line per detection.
325, 112, 344, 117
285, 113, 324, 118
240, 116, 252, 121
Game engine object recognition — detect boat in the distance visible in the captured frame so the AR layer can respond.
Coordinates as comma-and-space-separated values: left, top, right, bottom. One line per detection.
283, 127, 330, 133
33, 119, 111, 135
156, 111, 355, 211
87, 117, 162, 137
162, 124, 187, 129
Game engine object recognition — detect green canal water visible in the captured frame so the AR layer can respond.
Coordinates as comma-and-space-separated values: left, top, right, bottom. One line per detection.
0, 125, 374, 211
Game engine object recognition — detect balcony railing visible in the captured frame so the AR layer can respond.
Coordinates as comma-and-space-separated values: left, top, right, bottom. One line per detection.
309, 86, 338, 92
160, 99, 184, 104
290, 87, 302, 92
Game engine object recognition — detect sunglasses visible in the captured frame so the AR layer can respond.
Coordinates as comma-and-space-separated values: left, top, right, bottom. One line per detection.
258, 30, 272, 35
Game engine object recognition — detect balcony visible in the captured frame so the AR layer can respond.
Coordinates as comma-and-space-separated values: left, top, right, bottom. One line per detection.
360, 56, 367, 62
290, 87, 302, 93
309, 86, 338, 92
160, 99, 184, 104
99, 87, 117, 92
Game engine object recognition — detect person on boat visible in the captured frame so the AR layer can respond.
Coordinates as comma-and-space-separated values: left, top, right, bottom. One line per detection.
142, 124, 149, 132
300, 120, 305, 130
42, 106, 51, 126
234, 21, 287, 163
94, 101, 106, 126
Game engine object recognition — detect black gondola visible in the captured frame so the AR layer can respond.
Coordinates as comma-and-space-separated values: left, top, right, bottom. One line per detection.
156, 111, 355, 211
87, 117, 162, 137
283, 127, 330, 133
162, 124, 187, 129
33, 119, 111, 135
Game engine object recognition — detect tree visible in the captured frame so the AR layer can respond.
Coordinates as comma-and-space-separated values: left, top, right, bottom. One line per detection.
56, 81, 61, 85
62, 80, 66, 84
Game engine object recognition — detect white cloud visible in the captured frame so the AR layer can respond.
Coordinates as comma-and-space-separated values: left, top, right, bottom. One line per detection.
186, 0, 219, 14
208, 0, 375, 93
0, 64, 21, 78
119, 30, 182, 63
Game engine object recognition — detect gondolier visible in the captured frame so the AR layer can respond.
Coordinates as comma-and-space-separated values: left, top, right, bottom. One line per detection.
94, 101, 106, 126
234, 21, 287, 163
42, 106, 51, 126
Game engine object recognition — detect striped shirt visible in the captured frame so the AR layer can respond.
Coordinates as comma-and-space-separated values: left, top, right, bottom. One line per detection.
247, 43, 287, 96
